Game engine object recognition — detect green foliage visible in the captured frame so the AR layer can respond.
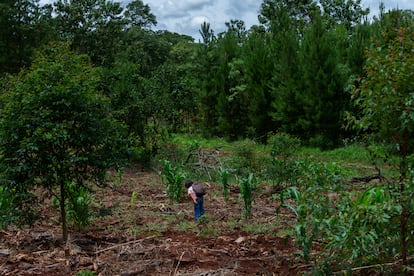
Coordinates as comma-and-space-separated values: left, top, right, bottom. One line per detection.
160, 159, 185, 202
53, 0, 134, 66
197, 224, 219, 238
124, 0, 157, 28
347, 25, 414, 150
347, 23, 414, 268
322, 187, 400, 271
101, 30, 197, 156
320, 0, 369, 31
75, 270, 95, 276
277, 153, 414, 272
278, 159, 344, 263
0, 185, 37, 228
0, 0, 52, 74
174, 220, 197, 232
130, 191, 139, 206
239, 173, 255, 219
64, 181, 94, 230
268, 132, 301, 157
0, 42, 127, 240
266, 132, 301, 191
296, 11, 350, 148
228, 139, 260, 178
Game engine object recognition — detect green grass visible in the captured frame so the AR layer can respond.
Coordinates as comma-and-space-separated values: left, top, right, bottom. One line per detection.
173, 220, 197, 231
297, 143, 398, 180
167, 134, 399, 186
299, 143, 371, 164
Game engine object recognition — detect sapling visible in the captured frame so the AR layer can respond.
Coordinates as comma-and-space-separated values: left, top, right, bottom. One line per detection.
240, 173, 254, 218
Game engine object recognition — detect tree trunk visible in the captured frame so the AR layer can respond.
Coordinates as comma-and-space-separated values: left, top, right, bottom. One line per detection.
399, 140, 408, 273
60, 180, 68, 242
400, 202, 407, 269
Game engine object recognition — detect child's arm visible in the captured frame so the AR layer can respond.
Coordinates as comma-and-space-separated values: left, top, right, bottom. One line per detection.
188, 189, 198, 203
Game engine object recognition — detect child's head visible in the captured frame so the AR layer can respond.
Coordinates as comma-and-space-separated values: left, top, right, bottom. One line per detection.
184, 180, 193, 188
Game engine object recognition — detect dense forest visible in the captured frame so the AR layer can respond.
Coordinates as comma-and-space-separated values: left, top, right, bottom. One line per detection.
1, 0, 414, 274
1, 0, 412, 149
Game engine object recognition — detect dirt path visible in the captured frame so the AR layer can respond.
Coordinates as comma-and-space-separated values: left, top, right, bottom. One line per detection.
0, 168, 304, 275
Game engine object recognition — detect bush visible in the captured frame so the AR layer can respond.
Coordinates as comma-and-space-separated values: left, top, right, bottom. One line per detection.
227, 139, 261, 178
266, 132, 301, 191
278, 157, 408, 273
0, 186, 38, 228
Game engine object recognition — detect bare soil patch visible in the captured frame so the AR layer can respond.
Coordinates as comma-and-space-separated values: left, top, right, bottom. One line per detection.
0, 166, 305, 275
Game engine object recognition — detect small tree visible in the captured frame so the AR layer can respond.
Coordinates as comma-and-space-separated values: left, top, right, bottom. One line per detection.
347, 25, 414, 268
0, 42, 126, 241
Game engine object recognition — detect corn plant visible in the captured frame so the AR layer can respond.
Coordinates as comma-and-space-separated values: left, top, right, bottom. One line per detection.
239, 173, 254, 218
279, 185, 334, 264
65, 181, 94, 230
116, 167, 124, 184
161, 159, 185, 202
278, 159, 343, 263
130, 191, 139, 207
219, 167, 229, 202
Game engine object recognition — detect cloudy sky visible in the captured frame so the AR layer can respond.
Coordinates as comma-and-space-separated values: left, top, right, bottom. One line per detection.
39, 0, 414, 41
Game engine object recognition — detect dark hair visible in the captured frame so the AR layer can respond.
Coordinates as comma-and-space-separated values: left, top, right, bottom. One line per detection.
184, 180, 193, 188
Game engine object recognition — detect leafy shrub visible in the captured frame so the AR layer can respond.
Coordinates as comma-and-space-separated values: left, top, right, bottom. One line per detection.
267, 132, 301, 157
266, 132, 301, 191
321, 186, 400, 272
227, 139, 261, 178
279, 157, 413, 273
0, 186, 38, 228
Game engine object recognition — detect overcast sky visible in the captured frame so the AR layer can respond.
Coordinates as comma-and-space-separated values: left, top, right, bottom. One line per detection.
39, 0, 414, 41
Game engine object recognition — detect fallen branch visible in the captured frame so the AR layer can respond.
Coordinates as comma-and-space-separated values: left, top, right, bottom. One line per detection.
352, 174, 383, 183
333, 261, 397, 275
333, 256, 414, 275
171, 251, 185, 276
95, 235, 156, 254
208, 248, 229, 255
0, 231, 11, 236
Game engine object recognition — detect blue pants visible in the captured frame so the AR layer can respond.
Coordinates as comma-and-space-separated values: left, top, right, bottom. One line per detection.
194, 196, 205, 221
